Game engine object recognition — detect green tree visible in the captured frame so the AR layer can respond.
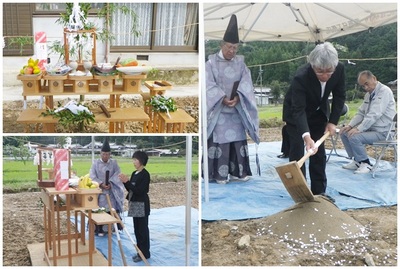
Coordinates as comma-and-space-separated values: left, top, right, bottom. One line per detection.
204, 23, 397, 103
4, 137, 32, 165
269, 80, 282, 105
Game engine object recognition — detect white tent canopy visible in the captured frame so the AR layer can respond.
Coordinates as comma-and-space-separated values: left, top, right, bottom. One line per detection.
204, 3, 397, 43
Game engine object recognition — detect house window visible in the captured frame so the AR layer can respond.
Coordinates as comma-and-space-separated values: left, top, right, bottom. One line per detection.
34, 3, 103, 13
110, 3, 198, 52
3, 3, 36, 56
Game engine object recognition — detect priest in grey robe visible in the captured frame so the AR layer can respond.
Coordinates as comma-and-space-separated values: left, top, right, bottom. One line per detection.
90, 138, 125, 234
205, 14, 259, 184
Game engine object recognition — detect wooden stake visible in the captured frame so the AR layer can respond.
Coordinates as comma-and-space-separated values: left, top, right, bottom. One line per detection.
99, 104, 111, 118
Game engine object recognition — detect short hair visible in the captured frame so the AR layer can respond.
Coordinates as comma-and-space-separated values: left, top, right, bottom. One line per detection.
308, 42, 339, 70
132, 151, 148, 166
358, 70, 375, 80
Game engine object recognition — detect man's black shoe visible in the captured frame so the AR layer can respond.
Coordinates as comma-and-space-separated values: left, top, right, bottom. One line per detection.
320, 193, 336, 203
133, 255, 142, 263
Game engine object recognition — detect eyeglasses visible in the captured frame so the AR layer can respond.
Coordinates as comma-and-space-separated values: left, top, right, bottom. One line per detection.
224, 44, 239, 52
314, 69, 335, 76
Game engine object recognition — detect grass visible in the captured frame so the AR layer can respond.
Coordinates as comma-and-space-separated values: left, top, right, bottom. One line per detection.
3, 156, 199, 192
258, 101, 361, 127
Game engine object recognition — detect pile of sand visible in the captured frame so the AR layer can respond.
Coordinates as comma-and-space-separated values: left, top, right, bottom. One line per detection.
260, 196, 368, 245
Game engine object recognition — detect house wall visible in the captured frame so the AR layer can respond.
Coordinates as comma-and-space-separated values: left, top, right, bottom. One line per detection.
3, 16, 198, 86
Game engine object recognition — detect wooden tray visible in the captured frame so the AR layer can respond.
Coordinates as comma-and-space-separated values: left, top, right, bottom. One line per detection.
144, 80, 172, 96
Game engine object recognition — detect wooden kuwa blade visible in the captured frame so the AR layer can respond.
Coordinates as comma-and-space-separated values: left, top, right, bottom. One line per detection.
275, 132, 330, 203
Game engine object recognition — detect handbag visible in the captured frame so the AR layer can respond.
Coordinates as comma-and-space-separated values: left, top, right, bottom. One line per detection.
128, 201, 145, 217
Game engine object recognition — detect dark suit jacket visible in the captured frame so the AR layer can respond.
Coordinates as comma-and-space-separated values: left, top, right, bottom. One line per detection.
123, 168, 151, 216
283, 62, 346, 135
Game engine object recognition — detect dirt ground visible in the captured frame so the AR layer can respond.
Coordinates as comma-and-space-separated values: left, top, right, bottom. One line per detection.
3, 96, 198, 133
202, 206, 397, 266
2, 181, 199, 266
202, 128, 397, 267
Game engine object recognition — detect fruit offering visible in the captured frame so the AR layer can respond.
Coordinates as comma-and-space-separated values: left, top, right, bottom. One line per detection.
20, 57, 42, 75
78, 174, 99, 189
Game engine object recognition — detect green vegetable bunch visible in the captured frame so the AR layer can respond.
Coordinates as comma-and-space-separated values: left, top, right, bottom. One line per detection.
145, 95, 177, 113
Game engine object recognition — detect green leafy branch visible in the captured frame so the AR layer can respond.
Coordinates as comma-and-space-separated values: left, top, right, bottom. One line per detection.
41, 101, 96, 132
7, 36, 34, 55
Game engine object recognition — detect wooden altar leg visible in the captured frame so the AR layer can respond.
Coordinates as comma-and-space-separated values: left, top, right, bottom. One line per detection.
88, 210, 94, 266
43, 202, 48, 257
159, 114, 165, 133
116, 95, 120, 108
107, 224, 112, 266
109, 95, 115, 132
51, 194, 57, 266
45, 96, 54, 109
74, 211, 79, 253
56, 196, 61, 257
80, 211, 86, 245
66, 195, 72, 265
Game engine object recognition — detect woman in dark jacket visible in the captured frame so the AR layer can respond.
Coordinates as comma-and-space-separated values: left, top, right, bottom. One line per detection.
119, 151, 150, 262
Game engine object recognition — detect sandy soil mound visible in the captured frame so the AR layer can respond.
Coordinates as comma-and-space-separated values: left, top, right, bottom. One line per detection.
264, 196, 367, 244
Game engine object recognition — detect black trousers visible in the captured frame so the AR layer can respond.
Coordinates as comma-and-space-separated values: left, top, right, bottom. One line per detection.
286, 112, 327, 195
281, 125, 290, 155
134, 216, 150, 259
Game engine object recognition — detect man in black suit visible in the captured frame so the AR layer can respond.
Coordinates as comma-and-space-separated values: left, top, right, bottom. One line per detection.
282, 42, 346, 197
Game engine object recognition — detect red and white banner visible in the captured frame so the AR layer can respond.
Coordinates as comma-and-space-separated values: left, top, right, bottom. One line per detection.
35, 32, 47, 70
53, 149, 69, 191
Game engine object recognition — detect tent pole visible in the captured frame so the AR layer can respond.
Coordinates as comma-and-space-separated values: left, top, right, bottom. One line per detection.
242, 3, 269, 42
204, 3, 253, 19
185, 136, 193, 266
91, 136, 95, 163
201, 33, 209, 202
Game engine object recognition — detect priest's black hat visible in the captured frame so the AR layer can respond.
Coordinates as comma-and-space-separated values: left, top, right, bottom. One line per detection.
101, 138, 111, 152
223, 14, 239, 44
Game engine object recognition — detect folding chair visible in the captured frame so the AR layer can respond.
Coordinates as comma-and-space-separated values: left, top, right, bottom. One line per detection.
326, 103, 349, 162
370, 114, 397, 178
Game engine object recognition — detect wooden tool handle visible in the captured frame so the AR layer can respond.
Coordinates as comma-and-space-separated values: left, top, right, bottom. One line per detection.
154, 81, 166, 86
106, 194, 150, 266
99, 104, 111, 118
298, 132, 330, 168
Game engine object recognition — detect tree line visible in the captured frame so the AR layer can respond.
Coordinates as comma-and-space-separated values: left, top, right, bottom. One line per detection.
205, 23, 397, 102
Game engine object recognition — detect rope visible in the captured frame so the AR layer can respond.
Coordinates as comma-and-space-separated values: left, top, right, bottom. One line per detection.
247, 55, 396, 68
5, 137, 199, 153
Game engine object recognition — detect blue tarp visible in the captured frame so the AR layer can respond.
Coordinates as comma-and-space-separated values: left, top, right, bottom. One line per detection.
74, 206, 199, 266
202, 141, 397, 221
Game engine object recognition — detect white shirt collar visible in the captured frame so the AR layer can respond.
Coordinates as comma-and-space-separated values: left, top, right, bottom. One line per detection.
218, 50, 234, 61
